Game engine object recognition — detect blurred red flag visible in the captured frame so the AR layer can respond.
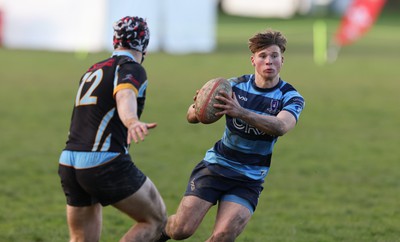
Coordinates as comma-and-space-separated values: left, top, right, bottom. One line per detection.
335, 0, 386, 46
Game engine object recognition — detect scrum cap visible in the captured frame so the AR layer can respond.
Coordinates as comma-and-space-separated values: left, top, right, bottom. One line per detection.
113, 16, 150, 53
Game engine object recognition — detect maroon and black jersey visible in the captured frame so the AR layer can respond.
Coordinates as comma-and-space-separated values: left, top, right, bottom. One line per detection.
65, 52, 147, 153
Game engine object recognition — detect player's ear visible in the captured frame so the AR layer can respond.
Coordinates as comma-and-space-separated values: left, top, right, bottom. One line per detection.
250, 55, 255, 66
281, 55, 284, 64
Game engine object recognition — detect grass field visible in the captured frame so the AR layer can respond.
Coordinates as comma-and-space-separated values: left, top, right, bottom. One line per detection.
0, 12, 399, 242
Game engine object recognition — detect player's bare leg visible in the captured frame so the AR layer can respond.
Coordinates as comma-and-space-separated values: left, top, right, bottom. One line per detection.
113, 177, 167, 242
66, 203, 102, 242
165, 195, 213, 240
206, 201, 251, 242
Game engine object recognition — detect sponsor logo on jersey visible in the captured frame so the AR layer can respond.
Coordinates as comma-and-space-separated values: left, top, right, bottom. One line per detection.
238, 95, 248, 101
233, 118, 265, 136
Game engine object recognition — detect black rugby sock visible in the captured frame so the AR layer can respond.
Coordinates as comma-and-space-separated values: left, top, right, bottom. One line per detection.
155, 230, 171, 242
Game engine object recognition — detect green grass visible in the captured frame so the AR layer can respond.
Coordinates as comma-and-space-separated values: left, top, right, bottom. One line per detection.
0, 12, 399, 242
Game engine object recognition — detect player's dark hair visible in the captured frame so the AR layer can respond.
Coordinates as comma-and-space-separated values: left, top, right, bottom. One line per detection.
248, 29, 287, 54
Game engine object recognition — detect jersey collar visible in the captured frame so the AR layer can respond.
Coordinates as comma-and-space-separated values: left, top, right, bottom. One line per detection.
251, 75, 283, 92
112, 50, 138, 63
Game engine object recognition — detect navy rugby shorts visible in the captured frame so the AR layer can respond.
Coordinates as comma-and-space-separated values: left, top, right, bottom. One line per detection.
184, 161, 264, 214
58, 152, 146, 207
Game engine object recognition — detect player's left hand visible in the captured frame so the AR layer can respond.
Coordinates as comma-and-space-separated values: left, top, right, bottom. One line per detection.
127, 120, 157, 144
214, 91, 244, 118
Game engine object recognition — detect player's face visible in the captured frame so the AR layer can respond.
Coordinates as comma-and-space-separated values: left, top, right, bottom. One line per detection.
251, 45, 284, 82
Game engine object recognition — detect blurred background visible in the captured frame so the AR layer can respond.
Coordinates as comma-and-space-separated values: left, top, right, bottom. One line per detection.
0, 0, 397, 54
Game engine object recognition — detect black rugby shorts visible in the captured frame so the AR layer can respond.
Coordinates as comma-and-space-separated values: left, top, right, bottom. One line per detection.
58, 154, 146, 206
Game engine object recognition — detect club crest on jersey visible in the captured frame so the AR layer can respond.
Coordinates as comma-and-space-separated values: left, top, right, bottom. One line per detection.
267, 99, 280, 115
122, 74, 140, 86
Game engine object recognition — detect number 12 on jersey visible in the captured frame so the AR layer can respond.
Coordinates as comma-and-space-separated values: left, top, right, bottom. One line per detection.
75, 69, 103, 107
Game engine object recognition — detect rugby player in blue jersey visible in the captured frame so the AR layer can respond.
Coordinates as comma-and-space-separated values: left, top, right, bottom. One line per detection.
58, 16, 166, 241
157, 29, 305, 241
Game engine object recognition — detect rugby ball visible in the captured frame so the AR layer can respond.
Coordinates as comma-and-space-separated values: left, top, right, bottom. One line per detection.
195, 77, 232, 124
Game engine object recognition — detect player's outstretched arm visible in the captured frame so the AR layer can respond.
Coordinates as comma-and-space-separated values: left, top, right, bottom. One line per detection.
116, 89, 157, 144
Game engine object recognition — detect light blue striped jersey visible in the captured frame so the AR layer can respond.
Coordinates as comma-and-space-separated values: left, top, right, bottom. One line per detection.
203, 74, 305, 182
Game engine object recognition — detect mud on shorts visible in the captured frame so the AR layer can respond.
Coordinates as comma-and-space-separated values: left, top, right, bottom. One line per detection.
58, 151, 146, 207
